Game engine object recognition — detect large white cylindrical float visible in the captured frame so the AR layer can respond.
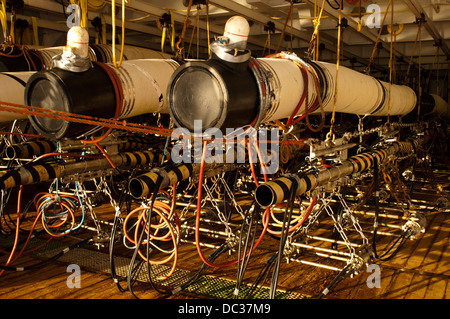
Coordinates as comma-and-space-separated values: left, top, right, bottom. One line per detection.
167, 16, 418, 133
311, 60, 416, 117
430, 94, 450, 120
109, 59, 180, 118
168, 51, 418, 133
24, 58, 179, 139
0, 71, 35, 122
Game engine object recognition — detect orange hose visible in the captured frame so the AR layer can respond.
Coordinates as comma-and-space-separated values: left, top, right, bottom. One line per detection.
34, 192, 80, 237
123, 188, 179, 280
264, 197, 317, 236
0, 185, 23, 277
81, 62, 124, 145
195, 140, 269, 268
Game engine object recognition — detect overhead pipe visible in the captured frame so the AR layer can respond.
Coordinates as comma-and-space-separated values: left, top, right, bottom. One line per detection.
0, 43, 172, 72
129, 160, 240, 199
254, 139, 421, 207
0, 149, 166, 190
0, 32, 175, 124
5, 136, 160, 159
167, 16, 417, 134
0, 71, 34, 122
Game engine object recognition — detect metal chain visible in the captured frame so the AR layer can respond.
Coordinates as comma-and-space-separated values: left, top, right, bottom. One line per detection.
77, 179, 103, 234
336, 192, 368, 246
99, 175, 122, 219
319, 193, 356, 259
201, 177, 234, 236
292, 199, 323, 238
217, 172, 245, 220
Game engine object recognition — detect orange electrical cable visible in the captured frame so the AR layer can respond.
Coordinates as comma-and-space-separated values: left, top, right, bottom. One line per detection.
34, 192, 81, 237
0, 99, 173, 137
264, 197, 317, 236
195, 140, 269, 268
0, 185, 23, 277
123, 189, 179, 280
0, 191, 83, 275
81, 62, 124, 146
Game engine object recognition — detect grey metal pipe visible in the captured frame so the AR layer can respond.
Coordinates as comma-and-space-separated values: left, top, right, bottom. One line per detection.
0, 149, 164, 190
255, 139, 420, 207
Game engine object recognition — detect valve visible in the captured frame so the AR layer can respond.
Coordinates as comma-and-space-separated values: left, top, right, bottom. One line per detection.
402, 212, 426, 240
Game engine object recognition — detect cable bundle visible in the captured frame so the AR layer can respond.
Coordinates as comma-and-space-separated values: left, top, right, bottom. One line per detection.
34, 189, 85, 237
123, 189, 180, 281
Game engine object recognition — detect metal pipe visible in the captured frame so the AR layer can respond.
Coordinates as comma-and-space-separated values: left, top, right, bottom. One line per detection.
255, 139, 420, 207
5, 140, 56, 159
0, 149, 164, 190
129, 160, 239, 199
289, 258, 343, 272
290, 242, 352, 257
167, 17, 418, 133
0, 71, 35, 122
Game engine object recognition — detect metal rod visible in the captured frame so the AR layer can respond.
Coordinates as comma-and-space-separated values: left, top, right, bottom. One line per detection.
289, 258, 342, 272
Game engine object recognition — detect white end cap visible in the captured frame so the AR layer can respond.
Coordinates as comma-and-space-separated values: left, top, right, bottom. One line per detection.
223, 16, 250, 49
65, 26, 90, 58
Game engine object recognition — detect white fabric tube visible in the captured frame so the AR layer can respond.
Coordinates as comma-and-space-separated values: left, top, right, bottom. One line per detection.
376, 81, 417, 116
109, 59, 179, 118
431, 94, 449, 120
314, 61, 386, 115
66, 26, 90, 58
38, 46, 97, 69
0, 72, 34, 122
257, 58, 319, 122
257, 58, 417, 121
93, 44, 172, 61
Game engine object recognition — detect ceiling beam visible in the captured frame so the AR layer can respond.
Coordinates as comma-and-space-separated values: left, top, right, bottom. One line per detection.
124, 0, 276, 50
402, 0, 450, 59
208, 0, 386, 71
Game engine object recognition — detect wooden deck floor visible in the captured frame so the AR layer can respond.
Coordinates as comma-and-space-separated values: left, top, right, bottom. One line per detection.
0, 196, 449, 300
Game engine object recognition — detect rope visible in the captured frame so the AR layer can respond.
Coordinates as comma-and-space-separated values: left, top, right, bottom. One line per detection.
387, 0, 395, 123
0, 100, 174, 137
366, 0, 393, 75
206, 0, 210, 56
308, 0, 326, 60
425, 45, 439, 90
0, 0, 6, 40
417, 19, 422, 121
276, 0, 294, 53
111, 0, 126, 68
176, 0, 194, 57
404, 19, 422, 84
327, 0, 343, 141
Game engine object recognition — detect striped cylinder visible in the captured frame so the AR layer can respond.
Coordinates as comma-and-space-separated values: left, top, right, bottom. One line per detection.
0, 163, 62, 190
5, 140, 57, 159
255, 139, 420, 207
0, 150, 164, 190
129, 163, 194, 199
0, 71, 35, 122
